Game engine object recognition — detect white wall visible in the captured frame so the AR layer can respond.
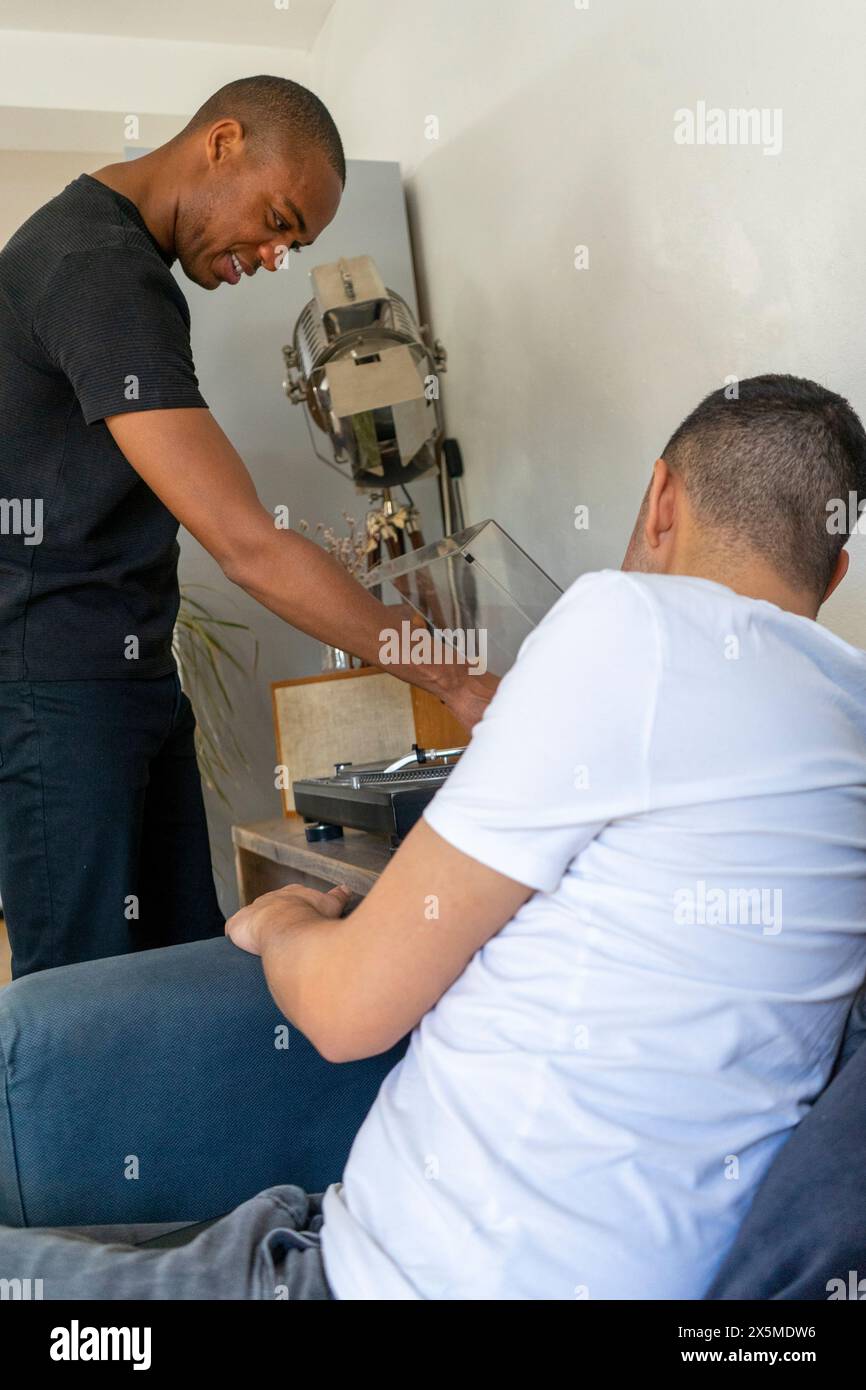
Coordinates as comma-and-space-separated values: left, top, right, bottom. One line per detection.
312, 0, 866, 649
0, 150, 117, 237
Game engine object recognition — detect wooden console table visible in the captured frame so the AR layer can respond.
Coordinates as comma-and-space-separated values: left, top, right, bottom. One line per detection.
232, 818, 391, 908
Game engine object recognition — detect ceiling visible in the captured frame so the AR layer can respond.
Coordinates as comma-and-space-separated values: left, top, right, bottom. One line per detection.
0, 0, 336, 48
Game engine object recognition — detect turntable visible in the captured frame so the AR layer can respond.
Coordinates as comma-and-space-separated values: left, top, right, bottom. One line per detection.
293, 520, 563, 851
294, 743, 463, 850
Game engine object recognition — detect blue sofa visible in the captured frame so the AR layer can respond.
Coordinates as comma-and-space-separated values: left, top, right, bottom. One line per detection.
0, 934, 863, 1296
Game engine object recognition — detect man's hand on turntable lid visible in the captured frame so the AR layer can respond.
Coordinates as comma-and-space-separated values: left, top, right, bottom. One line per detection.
438, 667, 500, 733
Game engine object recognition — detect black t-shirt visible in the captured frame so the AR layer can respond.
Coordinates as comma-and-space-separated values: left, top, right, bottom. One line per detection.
0, 172, 207, 680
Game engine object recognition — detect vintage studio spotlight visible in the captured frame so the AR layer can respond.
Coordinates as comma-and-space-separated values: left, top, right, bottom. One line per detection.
282, 254, 465, 566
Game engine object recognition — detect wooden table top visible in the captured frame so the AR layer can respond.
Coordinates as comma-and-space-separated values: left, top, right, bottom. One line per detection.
232, 818, 391, 894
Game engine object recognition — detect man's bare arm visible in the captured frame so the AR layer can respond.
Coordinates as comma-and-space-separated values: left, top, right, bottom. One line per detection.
106, 408, 493, 727
225, 819, 534, 1062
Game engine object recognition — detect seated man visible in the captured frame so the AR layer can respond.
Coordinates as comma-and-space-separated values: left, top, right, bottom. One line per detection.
1, 372, 864, 1300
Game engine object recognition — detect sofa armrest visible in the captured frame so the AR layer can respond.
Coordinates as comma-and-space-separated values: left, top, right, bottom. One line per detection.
707, 982, 866, 1299
0, 936, 406, 1228
834, 981, 866, 1075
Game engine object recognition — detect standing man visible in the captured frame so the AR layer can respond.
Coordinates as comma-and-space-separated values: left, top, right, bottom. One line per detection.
0, 76, 487, 979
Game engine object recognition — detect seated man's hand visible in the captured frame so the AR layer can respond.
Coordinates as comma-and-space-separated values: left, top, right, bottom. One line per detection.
234, 821, 534, 1061
226, 883, 351, 956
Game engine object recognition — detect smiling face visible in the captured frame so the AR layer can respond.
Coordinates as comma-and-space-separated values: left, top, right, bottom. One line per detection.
175, 119, 343, 290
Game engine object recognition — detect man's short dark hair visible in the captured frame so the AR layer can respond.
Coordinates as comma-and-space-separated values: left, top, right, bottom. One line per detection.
184, 75, 345, 185
662, 374, 866, 594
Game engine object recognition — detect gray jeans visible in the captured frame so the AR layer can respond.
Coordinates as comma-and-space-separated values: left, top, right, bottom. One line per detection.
0, 1185, 333, 1300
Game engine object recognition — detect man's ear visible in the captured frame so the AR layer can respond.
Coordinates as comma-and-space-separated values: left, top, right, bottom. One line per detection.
206, 118, 244, 167
821, 547, 850, 605
644, 457, 677, 551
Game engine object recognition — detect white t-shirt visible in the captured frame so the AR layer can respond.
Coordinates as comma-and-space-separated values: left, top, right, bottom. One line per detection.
321, 569, 866, 1300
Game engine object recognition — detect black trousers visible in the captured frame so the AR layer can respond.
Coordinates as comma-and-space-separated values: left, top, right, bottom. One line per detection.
0, 674, 225, 979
